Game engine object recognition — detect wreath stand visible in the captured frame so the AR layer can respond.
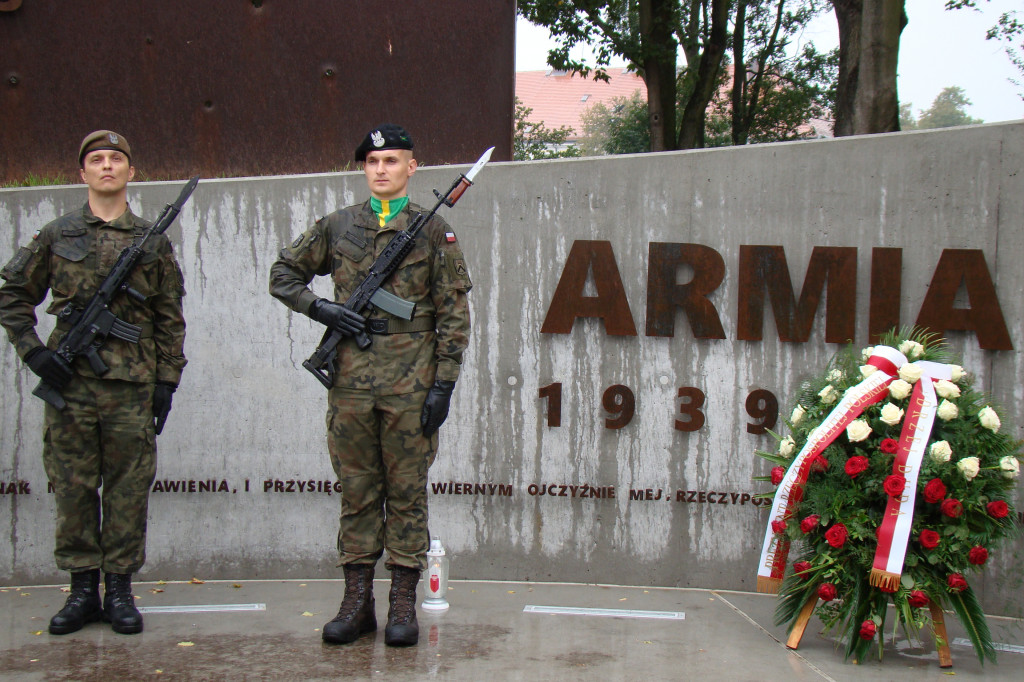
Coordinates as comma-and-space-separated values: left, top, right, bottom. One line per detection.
785, 593, 953, 668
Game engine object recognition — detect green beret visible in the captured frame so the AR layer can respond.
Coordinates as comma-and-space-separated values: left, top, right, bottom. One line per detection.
78, 130, 132, 166
355, 124, 413, 162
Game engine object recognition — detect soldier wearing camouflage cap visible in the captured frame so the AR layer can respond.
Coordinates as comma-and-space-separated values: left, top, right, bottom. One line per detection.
0, 130, 187, 636
270, 124, 472, 648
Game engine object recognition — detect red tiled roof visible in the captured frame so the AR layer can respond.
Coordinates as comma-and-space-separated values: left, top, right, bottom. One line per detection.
515, 68, 646, 139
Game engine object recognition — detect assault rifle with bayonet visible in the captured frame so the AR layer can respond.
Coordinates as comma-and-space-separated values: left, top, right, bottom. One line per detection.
32, 176, 200, 410
302, 147, 493, 388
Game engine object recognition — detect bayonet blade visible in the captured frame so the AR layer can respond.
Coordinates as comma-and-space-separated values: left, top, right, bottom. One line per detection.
465, 147, 494, 182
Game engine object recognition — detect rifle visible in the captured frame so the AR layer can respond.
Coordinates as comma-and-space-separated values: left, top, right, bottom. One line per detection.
302, 147, 493, 389
33, 176, 200, 410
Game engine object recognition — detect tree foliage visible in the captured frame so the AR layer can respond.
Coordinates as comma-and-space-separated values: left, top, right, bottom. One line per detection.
519, 0, 835, 151
901, 86, 985, 130
513, 97, 582, 161
580, 91, 651, 154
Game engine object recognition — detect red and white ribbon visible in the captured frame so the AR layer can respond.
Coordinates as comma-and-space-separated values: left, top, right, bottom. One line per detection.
756, 346, 906, 594
870, 360, 952, 590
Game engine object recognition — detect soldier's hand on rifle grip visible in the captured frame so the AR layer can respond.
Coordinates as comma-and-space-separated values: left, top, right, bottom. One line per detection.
420, 380, 456, 437
24, 347, 73, 389
153, 382, 176, 435
310, 299, 367, 338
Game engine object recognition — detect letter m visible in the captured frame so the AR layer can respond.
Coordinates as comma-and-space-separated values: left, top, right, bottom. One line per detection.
737, 246, 856, 343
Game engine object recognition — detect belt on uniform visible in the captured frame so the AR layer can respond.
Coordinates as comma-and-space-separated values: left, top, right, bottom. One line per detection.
365, 317, 436, 335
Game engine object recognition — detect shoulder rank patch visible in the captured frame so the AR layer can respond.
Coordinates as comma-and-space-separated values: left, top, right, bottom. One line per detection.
291, 234, 305, 248
453, 258, 468, 277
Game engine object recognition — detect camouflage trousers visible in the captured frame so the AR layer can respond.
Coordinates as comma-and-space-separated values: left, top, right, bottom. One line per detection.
327, 387, 437, 572
43, 376, 156, 574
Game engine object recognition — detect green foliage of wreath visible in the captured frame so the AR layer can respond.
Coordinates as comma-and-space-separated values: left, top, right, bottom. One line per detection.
755, 330, 1022, 664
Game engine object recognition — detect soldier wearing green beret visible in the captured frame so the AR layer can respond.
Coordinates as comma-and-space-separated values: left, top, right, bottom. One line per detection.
270, 124, 472, 647
0, 130, 187, 635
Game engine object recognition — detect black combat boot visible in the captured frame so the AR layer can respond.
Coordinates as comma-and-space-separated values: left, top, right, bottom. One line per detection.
384, 566, 420, 647
322, 564, 377, 644
48, 569, 102, 635
103, 572, 143, 634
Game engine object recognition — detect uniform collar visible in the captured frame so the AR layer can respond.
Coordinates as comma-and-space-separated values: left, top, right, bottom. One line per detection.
82, 202, 142, 231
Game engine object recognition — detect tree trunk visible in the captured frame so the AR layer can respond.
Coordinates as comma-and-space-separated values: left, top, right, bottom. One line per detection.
639, 0, 679, 151
678, 0, 730, 149
832, 0, 906, 137
732, 1, 750, 146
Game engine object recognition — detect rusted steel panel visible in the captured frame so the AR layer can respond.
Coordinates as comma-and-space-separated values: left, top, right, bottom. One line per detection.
0, 0, 514, 182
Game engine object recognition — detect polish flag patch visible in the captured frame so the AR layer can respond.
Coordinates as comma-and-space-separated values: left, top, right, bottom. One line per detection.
445, 231, 457, 243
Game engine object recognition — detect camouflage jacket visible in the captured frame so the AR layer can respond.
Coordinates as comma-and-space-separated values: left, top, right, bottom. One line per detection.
269, 199, 472, 394
0, 203, 187, 385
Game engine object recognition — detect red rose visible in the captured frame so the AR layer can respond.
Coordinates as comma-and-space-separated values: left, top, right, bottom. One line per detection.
968, 546, 989, 566
908, 590, 929, 608
800, 515, 820, 534
987, 500, 1009, 519
772, 519, 787, 534
879, 438, 899, 454
919, 529, 940, 549
883, 474, 906, 498
810, 455, 829, 473
817, 583, 837, 602
940, 498, 963, 518
824, 523, 848, 548
859, 620, 877, 640
947, 573, 968, 592
845, 456, 869, 478
770, 466, 786, 486
923, 478, 947, 504
793, 561, 812, 579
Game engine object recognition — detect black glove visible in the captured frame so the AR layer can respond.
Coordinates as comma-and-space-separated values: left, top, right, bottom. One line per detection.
153, 382, 176, 435
24, 347, 73, 389
420, 380, 456, 437
309, 299, 366, 337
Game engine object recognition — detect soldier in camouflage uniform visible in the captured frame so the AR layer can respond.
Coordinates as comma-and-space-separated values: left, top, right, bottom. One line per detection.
0, 131, 187, 636
269, 124, 471, 647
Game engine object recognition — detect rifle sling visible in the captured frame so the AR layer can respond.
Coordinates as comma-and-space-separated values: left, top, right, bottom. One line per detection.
365, 316, 435, 335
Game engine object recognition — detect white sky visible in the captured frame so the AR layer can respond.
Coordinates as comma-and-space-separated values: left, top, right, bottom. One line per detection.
515, 0, 1023, 124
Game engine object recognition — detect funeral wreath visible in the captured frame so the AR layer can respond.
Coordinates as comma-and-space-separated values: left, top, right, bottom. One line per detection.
755, 330, 1022, 664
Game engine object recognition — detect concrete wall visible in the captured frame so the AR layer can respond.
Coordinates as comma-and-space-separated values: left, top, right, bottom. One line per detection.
2, 122, 1022, 614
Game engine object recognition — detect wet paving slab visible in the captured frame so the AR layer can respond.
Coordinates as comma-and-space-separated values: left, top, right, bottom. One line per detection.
1, 580, 1022, 680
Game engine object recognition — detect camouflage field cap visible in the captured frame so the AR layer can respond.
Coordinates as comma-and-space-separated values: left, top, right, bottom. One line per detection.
78, 130, 132, 165
355, 123, 413, 162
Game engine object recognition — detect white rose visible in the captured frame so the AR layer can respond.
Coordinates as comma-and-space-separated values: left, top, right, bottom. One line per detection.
790, 405, 806, 425
937, 399, 959, 421
929, 440, 952, 463
898, 340, 924, 359
999, 456, 1020, 479
859, 365, 878, 379
846, 419, 872, 443
948, 364, 964, 382
861, 346, 875, 361
934, 380, 961, 399
956, 456, 980, 481
879, 403, 904, 426
818, 385, 838, 405
898, 363, 923, 384
888, 379, 913, 400
978, 406, 1001, 433
827, 369, 844, 382
778, 436, 796, 457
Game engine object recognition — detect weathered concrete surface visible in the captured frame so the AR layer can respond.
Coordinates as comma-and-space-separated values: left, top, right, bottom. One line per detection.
1, 122, 1022, 616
